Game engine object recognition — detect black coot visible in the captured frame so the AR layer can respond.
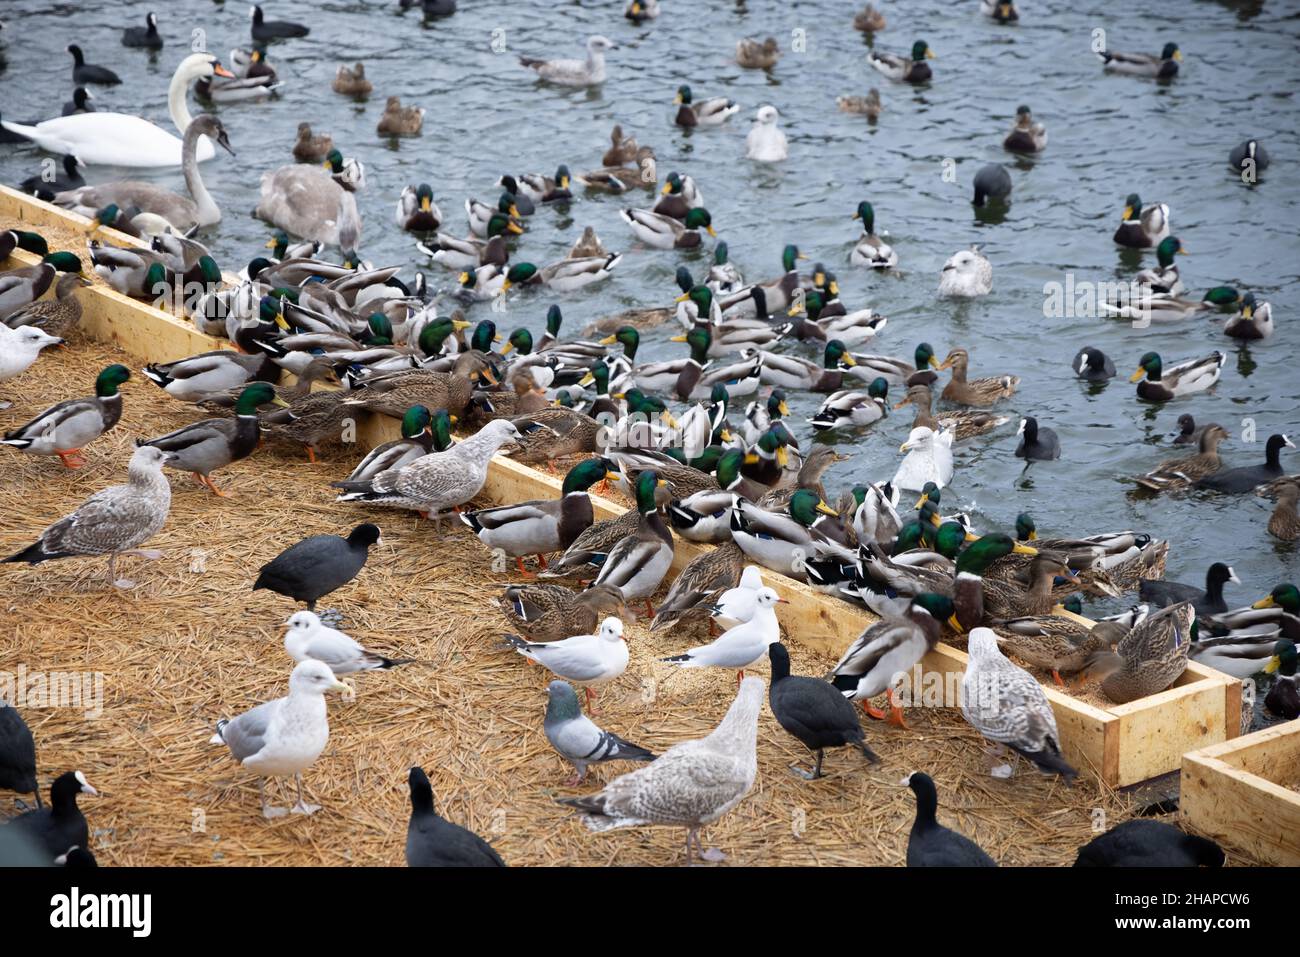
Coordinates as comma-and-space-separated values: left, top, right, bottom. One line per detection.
253, 523, 381, 611
904, 772, 997, 866
768, 642, 879, 779
67, 45, 121, 85
1074, 819, 1224, 867
405, 767, 506, 866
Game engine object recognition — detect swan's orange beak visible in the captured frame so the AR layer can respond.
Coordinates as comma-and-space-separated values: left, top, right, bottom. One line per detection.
214, 63, 236, 79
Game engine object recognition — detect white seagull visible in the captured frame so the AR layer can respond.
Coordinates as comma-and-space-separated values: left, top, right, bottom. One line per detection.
663, 586, 785, 682
503, 616, 628, 712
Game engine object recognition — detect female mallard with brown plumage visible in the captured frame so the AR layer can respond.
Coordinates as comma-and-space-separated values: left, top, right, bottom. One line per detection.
1134, 424, 1229, 492
1089, 602, 1193, 704
260, 385, 355, 462
344, 351, 496, 418
651, 542, 746, 632
2, 272, 90, 339
992, 615, 1126, 687
506, 407, 602, 464
1269, 482, 1300, 541
893, 383, 1008, 440
939, 348, 1019, 406
497, 582, 626, 642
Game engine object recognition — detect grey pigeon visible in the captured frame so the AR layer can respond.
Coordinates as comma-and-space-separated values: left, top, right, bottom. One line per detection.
544, 680, 655, 785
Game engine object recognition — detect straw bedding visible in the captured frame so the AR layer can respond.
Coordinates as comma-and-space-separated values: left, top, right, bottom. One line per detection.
1, 325, 1257, 866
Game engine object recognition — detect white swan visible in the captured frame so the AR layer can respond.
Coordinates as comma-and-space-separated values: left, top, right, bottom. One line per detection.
254, 156, 366, 247
51, 115, 234, 231
1, 54, 229, 167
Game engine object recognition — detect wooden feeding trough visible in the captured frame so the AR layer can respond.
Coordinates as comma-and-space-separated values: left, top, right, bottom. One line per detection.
1180, 720, 1300, 865
0, 185, 1242, 788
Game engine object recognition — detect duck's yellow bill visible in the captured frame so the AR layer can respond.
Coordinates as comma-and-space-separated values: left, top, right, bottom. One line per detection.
1129, 367, 1146, 382
1253, 596, 1276, 609
1013, 543, 1038, 555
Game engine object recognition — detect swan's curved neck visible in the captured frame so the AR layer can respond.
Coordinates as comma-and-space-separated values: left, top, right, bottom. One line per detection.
182, 123, 219, 225
337, 190, 361, 251
168, 66, 196, 136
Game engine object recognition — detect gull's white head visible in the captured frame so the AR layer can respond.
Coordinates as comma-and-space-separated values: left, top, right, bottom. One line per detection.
755, 105, 780, 125
289, 658, 349, 694
599, 617, 625, 642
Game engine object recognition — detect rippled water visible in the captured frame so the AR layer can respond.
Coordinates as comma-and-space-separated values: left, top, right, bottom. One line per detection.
2, 0, 1298, 611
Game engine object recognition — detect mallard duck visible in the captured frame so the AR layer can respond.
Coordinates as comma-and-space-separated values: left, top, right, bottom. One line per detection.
331, 406, 449, 486
853, 4, 885, 31
868, 41, 934, 83
541, 482, 671, 579
519, 35, 615, 87
2, 364, 129, 468
746, 106, 788, 162
590, 470, 674, 614
937, 246, 991, 298
1265, 639, 1299, 719
0, 230, 51, 262
893, 383, 1008, 441
1099, 42, 1181, 79
462, 458, 620, 574
673, 85, 738, 128
837, 89, 883, 120
334, 419, 520, 529
1130, 351, 1224, 400
1130, 236, 1187, 296
651, 543, 747, 632
736, 37, 780, 70
652, 172, 699, 220
259, 387, 355, 462
466, 194, 525, 239
843, 482, 901, 547
982, 0, 1019, 22
344, 351, 496, 418
0, 252, 83, 320
196, 48, 279, 101
619, 206, 715, 249
706, 241, 744, 293
568, 226, 606, 260
333, 62, 372, 95
667, 450, 769, 543
3, 445, 173, 589
1003, 517, 1167, 598
516, 165, 573, 204
2, 272, 89, 339
1135, 424, 1228, 491
828, 593, 956, 726
1112, 193, 1170, 248
623, 325, 712, 400
601, 124, 638, 166
396, 184, 443, 233
811, 379, 889, 432
758, 340, 861, 393
956, 540, 1066, 624
961, 628, 1078, 781
539, 253, 622, 292
720, 244, 808, 319
1090, 602, 1193, 704
292, 122, 332, 162
1268, 482, 1300, 541
850, 201, 898, 269
738, 427, 797, 489
505, 408, 599, 464
786, 291, 886, 346
1223, 292, 1273, 340
731, 489, 839, 580
573, 147, 658, 193
418, 213, 520, 271
498, 582, 626, 643
993, 617, 1124, 687
1197, 433, 1295, 493
377, 96, 424, 136
1003, 105, 1046, 152
936, 348, 1018, 407
140, 383, 286, 495
142, 347, 279, 401
846, 344, 939, 392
